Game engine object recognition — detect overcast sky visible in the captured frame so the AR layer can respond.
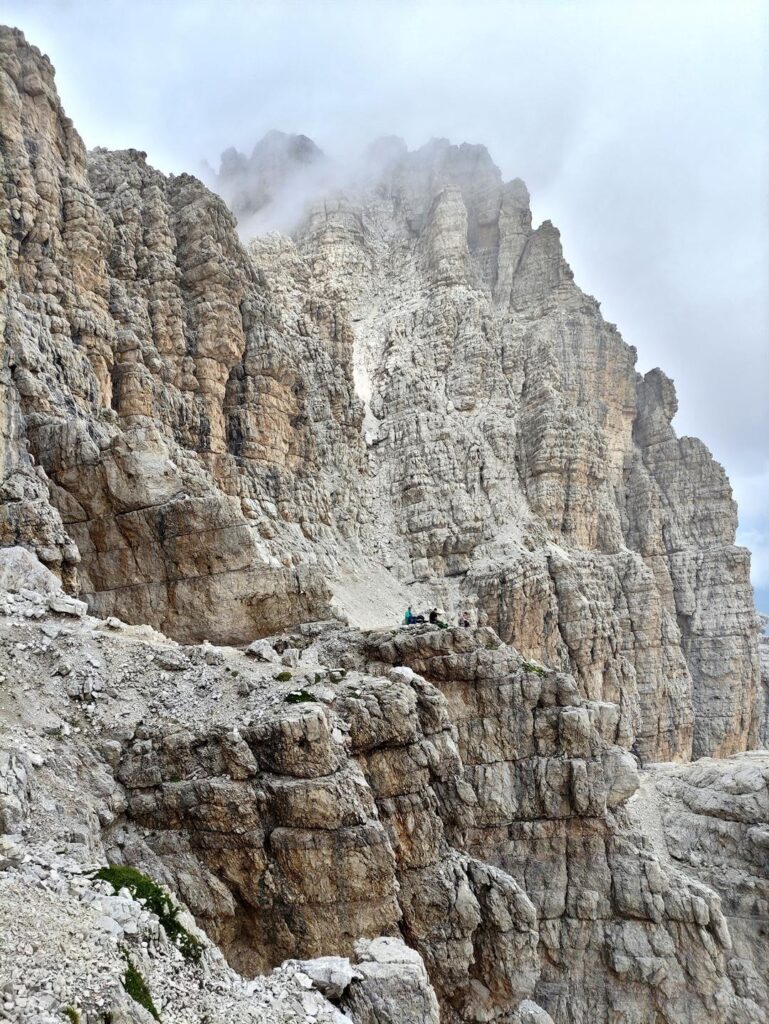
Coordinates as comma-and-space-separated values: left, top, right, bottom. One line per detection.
5, 0, 769, 610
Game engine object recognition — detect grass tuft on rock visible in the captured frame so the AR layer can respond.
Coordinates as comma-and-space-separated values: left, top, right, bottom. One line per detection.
122, 956, 160, 1021
521, 660, 546, 676
94, 865, 203, 963
63, 1008, 80, 1024
275, 670, 293, 682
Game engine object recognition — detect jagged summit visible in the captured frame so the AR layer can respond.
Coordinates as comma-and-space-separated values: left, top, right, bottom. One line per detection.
216, 131, 511, 244
216, 129, 326, 221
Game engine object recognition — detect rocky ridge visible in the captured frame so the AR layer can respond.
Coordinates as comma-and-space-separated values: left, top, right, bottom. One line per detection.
1, 545, 767, 1023
0, 546, 443, 1024
1, 24, 767, 1024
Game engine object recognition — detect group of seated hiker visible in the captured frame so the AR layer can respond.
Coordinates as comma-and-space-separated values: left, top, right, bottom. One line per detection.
404, 606, 473, 628
404, 606, 426, 625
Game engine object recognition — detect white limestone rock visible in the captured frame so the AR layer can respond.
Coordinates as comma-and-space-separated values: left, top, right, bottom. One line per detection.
288, 955, 361, 999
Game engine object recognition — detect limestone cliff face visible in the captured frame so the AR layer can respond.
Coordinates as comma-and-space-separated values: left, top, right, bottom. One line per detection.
2, 27, 767, 1024
639, 754, 769, 1014
760, 625, 769, 743
0, 28, 368, 645
0, 28, 760, 766
110, 621, 748, 1023
249, 140, 759, 763
2, 25, 760, 765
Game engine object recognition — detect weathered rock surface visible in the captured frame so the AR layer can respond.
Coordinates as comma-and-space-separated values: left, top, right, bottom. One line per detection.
0, 578, 447, 1023
271, 144, 759, 764
759, 617, 769, 744
636, 754, 769, 1019
1, 23, 767, 1024
348, 628, 758, 1022
0, 27, 366, 644
339, 937, 441, 1024
0, 26, 760, 763
1, 575, 766, 1023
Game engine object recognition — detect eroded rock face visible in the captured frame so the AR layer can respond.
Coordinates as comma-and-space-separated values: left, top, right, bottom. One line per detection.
637, 754, 769, 1020
0, 27, 759, 762
353, 628, 752, 1023
0, 27, 365, 644
338, 937, 441, 1024
1, 27, 766, 1024
94, 622, 757, 1023
758, 620, 769, 744
275, 146, 759, 764
2, 584, 765, 1024
109, 635, 544, 1022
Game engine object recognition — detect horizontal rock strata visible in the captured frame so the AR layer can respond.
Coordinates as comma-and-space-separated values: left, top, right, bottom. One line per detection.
0, 26, 760, 763
1, 20, 766, 1024
1, 563, 765, 1022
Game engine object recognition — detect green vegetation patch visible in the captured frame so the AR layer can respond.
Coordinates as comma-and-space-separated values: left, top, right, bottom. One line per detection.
122, 956, 160, 1021
94, 865, 203, 963
284, 689, 316, 704
521, 660, 546, 676
275, 670, 293, 682
63, 1008, 80, 1024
